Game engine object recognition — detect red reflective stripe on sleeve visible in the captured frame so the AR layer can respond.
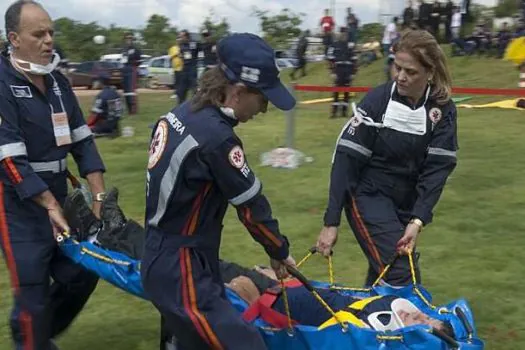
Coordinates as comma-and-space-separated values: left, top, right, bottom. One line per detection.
2, 158, 23, 184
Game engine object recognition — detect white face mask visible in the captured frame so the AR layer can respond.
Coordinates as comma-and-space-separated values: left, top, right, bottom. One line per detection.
11, 52, 61, 76
382, 82, 430, 136
220, 107, 237, 120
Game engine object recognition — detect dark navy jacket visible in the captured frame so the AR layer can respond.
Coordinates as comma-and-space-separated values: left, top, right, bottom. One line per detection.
179, 41, 199, 73
0, 55, 105, 201
122, 44, 142, 67
328, 39, 358, 75
201, 41, 218, 67
91, 86, 123, 122
145, 101, 289, 261
324, 81, 458, 226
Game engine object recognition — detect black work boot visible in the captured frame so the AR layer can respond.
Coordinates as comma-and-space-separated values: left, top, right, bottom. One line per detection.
63, 189, 102, 241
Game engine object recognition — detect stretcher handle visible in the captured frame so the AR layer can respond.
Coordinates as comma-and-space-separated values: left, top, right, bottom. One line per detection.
431, 327, 459, 349
286, 265, 313, 292
455, 306, 473, 341
296, 247, 335, 285
297, 246, 332, 267
285, 265, 349, 331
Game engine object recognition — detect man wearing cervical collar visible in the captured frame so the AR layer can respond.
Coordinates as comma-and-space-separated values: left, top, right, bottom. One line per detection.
317, 29, 457, 288
141, 33, 297, 350
0, 1, 106, 349
226, 268, 454, 337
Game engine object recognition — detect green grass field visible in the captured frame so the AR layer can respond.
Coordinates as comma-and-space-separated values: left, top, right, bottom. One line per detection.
1, 52, 524, 349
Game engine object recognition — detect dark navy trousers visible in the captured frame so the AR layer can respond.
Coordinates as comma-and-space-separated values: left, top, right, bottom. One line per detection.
345, 183, 421, 287
141, 231, 267, 350
0, 183, 98, 350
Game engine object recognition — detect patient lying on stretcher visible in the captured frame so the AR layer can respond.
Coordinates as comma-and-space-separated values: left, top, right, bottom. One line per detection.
222, 263, 454, 336
64, 188, 455, 337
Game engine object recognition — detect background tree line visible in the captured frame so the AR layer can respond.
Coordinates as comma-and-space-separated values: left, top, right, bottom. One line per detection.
0, 1, 516, 62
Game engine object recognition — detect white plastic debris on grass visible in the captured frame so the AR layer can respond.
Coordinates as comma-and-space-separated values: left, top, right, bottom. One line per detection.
260, 147, 313, 169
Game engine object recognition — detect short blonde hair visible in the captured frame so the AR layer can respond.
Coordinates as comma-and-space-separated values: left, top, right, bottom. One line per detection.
393, 30, 452, 105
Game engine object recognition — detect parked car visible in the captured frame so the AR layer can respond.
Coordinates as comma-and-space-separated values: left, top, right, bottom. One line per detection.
145, 55, 174, 89
69, 61, 123, 89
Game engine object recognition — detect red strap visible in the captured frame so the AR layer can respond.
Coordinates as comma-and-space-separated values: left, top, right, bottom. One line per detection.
282, 279, 303, 288
242, 279, 302, 328
242, 293, 279, 322
87, 113, 100, 127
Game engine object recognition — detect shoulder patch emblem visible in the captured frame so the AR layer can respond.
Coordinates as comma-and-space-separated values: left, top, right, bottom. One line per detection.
148, 121, 169, 169
429, 107, 442, 124
228, 145, 245, 169
10, 85, 32, 98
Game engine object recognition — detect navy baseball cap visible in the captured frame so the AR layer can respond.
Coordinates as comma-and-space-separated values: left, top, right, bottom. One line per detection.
217, 33, 296, 111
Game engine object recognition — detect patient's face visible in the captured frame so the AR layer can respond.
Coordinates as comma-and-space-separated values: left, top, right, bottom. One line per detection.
397, 310, 444, 329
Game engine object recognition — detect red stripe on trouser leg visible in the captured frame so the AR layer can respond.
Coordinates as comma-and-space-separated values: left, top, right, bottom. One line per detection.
0, 183, 34, 350
179, 248, 213, 347
183, 249, 224, 350
350, 197, 384, 272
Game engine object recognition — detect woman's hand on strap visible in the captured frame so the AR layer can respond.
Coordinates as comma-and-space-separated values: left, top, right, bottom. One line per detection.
316, 226, 338, 257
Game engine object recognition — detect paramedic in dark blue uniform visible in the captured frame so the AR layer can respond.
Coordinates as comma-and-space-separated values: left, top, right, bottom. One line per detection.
0, 1, 107, 349
328, 28, 358, 118
316, 29, 458, 287
177, 30, 200, 104
201, 29, 218, 72
87, 73, 123, 137
121, 32, 141, 115
141, 33, 297, 350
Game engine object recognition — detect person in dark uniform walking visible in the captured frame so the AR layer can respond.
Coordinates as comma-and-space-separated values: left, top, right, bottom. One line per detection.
429, 0, 442, 38
201, 29, 218, 72
316, 30, 457, 287
0, 1, 107, 349
444, 0, 454, 42
289, 30, 309, 81
141, 33, 297, 350
328, 28, 358, 118
402, 1, 415, 29
121, 32, 142, 114
417, 0, 431, 31
87, 72, 123, 137
177, 30, 200, 104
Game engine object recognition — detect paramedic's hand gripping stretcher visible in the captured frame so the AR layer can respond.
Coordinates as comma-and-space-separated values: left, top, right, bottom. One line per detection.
56, 187, 483, 350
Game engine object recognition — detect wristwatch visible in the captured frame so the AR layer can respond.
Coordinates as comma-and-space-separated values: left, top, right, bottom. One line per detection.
409, 218, 424, 232
94, 192, 107, 202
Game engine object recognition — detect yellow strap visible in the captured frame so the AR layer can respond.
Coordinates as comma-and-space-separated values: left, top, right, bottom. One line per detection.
377, 335, 403, 341
318, 310, 367, 330
328, 255, 335, 285
318, 296, 382, 330
80, 247, 131, 266
348, 296, 383, 311
407, 249, 437, 310
280, 279, 294, 334
296, 251, 313, 268
372, 263, 392, 287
